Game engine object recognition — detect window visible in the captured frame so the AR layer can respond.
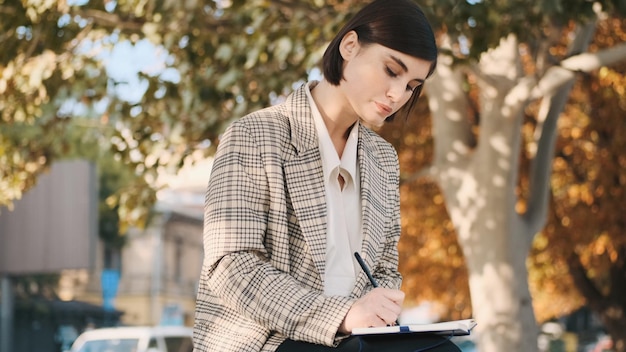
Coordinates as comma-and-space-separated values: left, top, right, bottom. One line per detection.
174, 237, 183, 283
164, 336, 193, 352
147, 337, 159, 349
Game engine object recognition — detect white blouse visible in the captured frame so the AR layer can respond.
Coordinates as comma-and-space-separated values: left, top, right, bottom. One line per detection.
305, 82, 363, 297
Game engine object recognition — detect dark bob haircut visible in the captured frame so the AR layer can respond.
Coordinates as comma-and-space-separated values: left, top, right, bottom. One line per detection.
322, 0, 438, 120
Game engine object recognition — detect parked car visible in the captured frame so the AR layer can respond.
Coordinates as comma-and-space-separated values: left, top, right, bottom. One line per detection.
69, 325, 193, 352
451, 335, 477, 352
591, 335, 613, 352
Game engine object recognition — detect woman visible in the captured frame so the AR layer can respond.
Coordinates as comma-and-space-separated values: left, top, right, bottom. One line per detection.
193, 0, 459, 351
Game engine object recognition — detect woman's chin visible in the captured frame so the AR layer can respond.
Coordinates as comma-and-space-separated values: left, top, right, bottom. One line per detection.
359, 117, 385, 130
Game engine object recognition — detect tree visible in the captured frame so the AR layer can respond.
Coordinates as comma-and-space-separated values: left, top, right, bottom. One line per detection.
528, 17, 626, 349
385, 14, 626, 351
2, 1, 626, 351
417, 5, 626, 352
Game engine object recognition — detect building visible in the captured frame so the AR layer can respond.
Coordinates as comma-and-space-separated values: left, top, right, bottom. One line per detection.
0, 158, 209, 352
66, 157, 211, 328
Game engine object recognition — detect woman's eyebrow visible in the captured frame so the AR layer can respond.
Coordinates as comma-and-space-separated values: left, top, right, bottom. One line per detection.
389, 55, 408, 72
389, 55, 426, 83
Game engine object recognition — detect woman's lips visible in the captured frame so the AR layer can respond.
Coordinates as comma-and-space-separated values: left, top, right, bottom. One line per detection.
375, 102, 392, 115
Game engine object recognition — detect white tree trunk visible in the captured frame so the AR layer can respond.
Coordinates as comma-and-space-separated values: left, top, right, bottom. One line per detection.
424, 20, 626, 352
427, 34, 540, 352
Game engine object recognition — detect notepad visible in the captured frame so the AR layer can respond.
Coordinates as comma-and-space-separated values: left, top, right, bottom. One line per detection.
351, 318, 477, 336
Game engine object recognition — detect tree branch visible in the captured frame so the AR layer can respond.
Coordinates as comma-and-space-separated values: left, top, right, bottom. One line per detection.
71, 8, 231, 33
73, 9, 145, 32
24, 27, 43, 61
567, 251, 608, 312
269, 0, 320, 14
523, 21, 597, 238
530, 42, 626, 100
0, 28, 15, 44
426, 36, 475, 168
0, 5, 17, 15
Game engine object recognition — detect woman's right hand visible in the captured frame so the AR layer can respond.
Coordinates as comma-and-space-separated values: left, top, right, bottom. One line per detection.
338, 287, 405, 334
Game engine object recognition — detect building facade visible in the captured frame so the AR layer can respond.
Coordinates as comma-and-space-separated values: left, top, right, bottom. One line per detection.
65, 209, 204, 328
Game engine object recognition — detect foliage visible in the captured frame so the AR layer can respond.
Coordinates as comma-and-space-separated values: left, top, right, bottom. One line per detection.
381, 5, 626, 332
2, 0, 626, 341
12, 274, 61, 315
12, 274, 60, 299
526, 16, 626, 324
2, 0, 625, 229
98, 154, 136, 248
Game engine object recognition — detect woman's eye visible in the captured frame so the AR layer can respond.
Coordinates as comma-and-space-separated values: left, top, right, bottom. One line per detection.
406, 83, 422, 93
385, 66, 397, 77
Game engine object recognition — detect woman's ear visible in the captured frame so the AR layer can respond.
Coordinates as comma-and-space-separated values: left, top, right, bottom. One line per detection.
339, 30, 360, 61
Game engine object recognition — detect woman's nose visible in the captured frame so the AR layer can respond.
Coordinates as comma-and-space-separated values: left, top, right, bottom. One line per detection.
386, 82, 405, 103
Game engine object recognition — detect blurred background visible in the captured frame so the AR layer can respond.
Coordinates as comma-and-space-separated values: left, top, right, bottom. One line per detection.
1, 0, 625, 351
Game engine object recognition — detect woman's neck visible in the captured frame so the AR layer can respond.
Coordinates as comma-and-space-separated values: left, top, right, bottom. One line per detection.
310, 80, 358, 158
310, 79, 358, 143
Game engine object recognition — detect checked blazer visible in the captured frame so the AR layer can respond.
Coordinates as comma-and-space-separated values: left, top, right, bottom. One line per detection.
193, 83, 403, 352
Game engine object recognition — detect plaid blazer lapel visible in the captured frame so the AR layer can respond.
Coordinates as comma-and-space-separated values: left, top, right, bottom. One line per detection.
354, 126, 389, 292
283, 84, 328, 282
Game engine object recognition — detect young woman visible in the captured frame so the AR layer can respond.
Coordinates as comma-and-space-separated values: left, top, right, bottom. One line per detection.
193, 0, 460, 351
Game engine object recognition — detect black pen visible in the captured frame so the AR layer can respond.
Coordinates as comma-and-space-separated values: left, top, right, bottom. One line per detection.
354, 252, 400, 326
354, 252, 379, 287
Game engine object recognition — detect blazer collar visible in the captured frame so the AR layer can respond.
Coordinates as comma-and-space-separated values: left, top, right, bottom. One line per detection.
285, 82, 319, 154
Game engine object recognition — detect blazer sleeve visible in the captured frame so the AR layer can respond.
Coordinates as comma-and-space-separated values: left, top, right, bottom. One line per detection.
202, 119, 353, 346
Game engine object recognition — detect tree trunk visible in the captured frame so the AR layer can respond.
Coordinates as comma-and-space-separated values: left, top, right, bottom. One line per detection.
426, 34, 540, 352
467, 267, 538, 351
424, 17, 626, 350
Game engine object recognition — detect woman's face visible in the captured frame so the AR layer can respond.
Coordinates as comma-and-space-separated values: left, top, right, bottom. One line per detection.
338, 32, 432, 128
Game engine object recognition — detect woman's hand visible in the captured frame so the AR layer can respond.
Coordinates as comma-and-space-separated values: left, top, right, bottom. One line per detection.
338, 287, 404, 334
